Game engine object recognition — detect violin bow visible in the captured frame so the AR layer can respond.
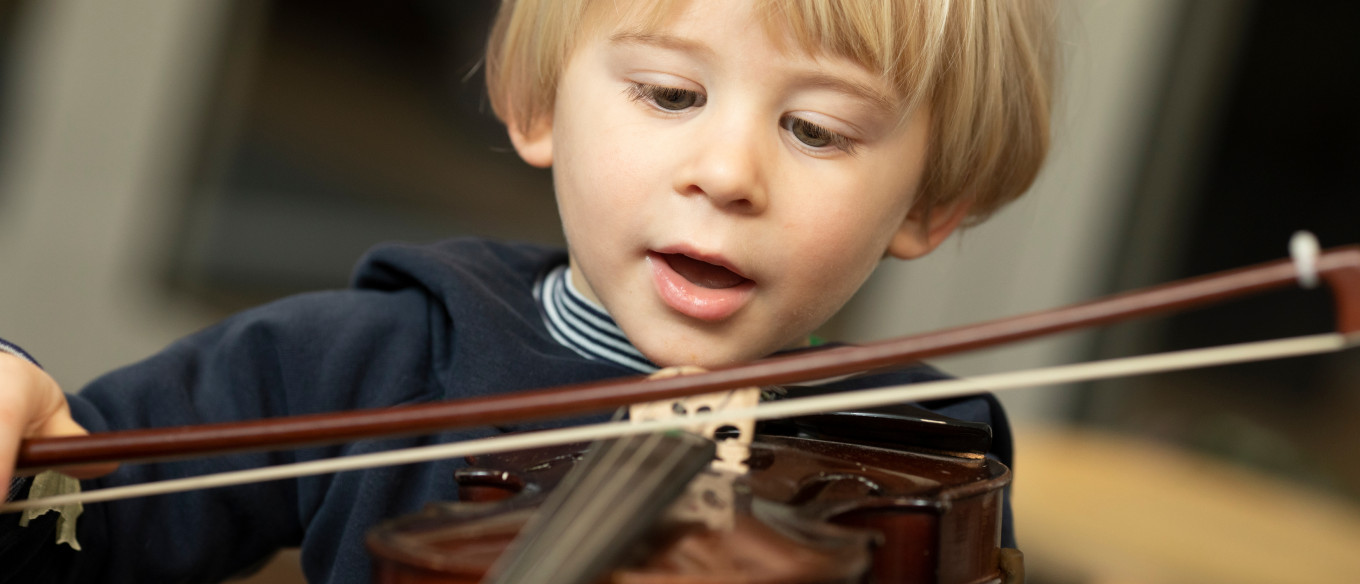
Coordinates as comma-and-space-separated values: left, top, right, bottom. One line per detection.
4, 244, 1358, 512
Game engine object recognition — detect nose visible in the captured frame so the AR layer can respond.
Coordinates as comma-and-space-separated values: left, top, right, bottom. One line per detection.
672, 115, 769, 214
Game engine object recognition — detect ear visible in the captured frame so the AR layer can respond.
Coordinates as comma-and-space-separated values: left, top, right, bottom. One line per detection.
507, 114, 554, 168
886, 199, 973, 260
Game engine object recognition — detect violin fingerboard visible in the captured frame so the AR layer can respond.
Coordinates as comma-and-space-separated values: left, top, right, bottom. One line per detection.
482, 431, 716, 584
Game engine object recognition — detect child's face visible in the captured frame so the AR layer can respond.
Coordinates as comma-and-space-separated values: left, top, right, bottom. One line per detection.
512, 0, 955, 367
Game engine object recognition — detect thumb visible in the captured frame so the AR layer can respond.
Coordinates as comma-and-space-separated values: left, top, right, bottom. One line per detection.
1, 353, 118, 488
34, 406, 89, 438
30, 405, 119, 480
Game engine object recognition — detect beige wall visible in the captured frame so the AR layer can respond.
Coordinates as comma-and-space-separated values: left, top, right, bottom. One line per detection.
0, 0, 230, 389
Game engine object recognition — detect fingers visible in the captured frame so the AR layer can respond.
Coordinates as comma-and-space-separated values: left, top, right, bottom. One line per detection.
32, 404, 119, 480
0, 353, 40, 489
0, 408, 19, 491
0, 354, 117, 491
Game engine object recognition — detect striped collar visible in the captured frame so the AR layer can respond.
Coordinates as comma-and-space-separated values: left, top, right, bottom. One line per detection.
534, 264, 658, 374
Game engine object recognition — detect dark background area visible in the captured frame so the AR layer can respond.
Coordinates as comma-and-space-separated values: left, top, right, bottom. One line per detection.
1083, 0, 1359, 500
169, 0, 558, 307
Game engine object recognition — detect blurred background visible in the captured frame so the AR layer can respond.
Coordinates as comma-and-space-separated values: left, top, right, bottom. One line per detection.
0, 0, 1356, 582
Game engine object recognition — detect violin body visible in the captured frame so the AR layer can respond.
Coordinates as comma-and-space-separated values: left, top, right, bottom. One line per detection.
367, 410, 1014, 583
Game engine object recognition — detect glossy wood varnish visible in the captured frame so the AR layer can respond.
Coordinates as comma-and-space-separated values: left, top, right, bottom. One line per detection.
367, 435, 1010, 583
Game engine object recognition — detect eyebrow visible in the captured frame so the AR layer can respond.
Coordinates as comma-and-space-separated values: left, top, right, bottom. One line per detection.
609, 31, 715, 58
794, 73, 898, 115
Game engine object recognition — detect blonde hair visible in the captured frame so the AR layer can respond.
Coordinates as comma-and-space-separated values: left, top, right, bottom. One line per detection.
486, 0, 1057, 226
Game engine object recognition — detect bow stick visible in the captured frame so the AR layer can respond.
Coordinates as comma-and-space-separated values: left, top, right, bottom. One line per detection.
3, 331, 1350, 513
13, 245, 1360, 476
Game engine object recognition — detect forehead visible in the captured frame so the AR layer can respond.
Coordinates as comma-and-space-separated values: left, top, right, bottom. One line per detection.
581, 0, 929, 111
585, 0, 869, 69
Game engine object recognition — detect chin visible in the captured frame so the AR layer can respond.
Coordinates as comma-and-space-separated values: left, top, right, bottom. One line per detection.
640, 337, 780, 370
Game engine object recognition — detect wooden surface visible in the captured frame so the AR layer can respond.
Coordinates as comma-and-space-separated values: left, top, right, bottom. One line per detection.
1013, 425, 1360, 584
242, 549, 304, 584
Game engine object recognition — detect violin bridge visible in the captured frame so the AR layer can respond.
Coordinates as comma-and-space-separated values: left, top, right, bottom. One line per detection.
631, 367, 762, 531
631, 367, 760, 474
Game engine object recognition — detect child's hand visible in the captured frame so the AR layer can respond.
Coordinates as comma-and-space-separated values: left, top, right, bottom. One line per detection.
0, 353, 115, 491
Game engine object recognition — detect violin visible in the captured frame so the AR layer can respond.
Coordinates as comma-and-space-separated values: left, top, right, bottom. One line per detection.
8, 243, 1360, 583
367, 400, 1016, 583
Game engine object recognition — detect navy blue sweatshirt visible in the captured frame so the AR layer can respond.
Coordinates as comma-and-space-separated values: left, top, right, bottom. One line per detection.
2, 238, 1013, 583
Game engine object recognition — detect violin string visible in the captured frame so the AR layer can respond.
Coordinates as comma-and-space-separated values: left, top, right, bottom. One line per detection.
506, 400, 645, 574
494, 434, 639, 576
506, 434, 697, 583
497, 432, 703, 583
560, 434, 706, 581
1, 332, 1349, 514
509, 432, 667, 581
563, 442, 698, 578
515, 445, 629, 581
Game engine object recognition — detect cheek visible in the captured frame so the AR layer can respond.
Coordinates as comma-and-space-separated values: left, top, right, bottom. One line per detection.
559, 96, 636, 185
555, 123, 628, 214
778, 222, 880, 301
799, 234, 884, 300
775, 184, 911, 307
559, 124, 666, 226
786, 177, 911, 259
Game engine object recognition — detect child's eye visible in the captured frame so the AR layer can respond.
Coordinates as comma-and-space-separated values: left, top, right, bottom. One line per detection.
783, 117, 858, 155
626, 83, 706, 111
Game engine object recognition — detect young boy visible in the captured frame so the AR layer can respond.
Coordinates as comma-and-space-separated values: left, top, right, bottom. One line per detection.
1, 0, 1055, 581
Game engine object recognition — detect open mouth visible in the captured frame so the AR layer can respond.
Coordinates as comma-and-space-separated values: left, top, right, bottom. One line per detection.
657, 253, 752, 289
648, 251, 756, 322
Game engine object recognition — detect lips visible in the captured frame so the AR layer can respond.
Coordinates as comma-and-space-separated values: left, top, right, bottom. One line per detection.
648, 251, 755, 321
660, 253, 750, 289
